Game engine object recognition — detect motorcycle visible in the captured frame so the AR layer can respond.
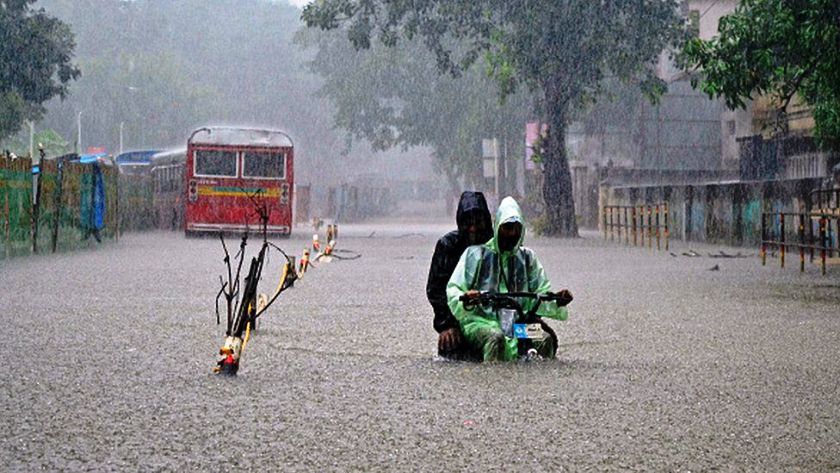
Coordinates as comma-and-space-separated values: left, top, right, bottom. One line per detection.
458, 291, 567, 360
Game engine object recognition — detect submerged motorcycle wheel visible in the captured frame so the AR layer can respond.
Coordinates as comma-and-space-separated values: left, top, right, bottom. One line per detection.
218, 355, 239, 376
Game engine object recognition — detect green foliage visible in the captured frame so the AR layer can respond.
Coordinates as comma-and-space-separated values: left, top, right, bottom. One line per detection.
529, 214, 549, 236
3, 128, 70, 157
36, 129, 70, 156
682, 0, 840, 144
0, 0, 80, 140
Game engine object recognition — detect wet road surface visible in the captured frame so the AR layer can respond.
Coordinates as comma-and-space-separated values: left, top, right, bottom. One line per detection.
1, 222, 839, 471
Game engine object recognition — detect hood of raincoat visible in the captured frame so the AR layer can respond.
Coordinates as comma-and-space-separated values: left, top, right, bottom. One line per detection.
488, 196, 525, 254
455, 191, 493, 243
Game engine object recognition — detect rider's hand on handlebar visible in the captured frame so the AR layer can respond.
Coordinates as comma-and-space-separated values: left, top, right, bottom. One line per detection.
460, 290, 482, 309
464, 290, 481, 300
554, 289, 574, 306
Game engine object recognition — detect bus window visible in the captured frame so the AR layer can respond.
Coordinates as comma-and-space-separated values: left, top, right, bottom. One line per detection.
195, 150, 237, 177
243, 151, 285, 179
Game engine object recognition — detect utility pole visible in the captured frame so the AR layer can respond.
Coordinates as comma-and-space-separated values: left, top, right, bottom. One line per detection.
500, 135, 508, 197
77, 111, 83, 154
494, 138, 500, 197
119, 122, 124, 154
516, 130, 526, 196
28, 121, 34, 158
31, 145, 45, 253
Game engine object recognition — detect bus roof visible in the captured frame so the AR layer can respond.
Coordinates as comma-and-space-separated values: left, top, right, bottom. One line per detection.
150, 148, 187, 167
79, 153, 114, 165
188, 127, 293, 148
116, 149, 160, 165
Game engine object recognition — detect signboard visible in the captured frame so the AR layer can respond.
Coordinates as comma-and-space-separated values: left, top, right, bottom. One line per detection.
481, 138, 498, 158
482, 138, 498, 178
525, 122, 547, 171
483, 158, 496, 178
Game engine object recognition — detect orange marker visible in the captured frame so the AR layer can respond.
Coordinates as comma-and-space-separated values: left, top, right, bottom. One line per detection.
299, 248, 310, 274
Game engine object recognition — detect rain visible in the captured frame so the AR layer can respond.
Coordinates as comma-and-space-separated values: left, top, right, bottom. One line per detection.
1, 0, 839, 470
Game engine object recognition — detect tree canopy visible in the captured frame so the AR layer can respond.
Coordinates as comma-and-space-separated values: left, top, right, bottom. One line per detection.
0, 0, 80, 141
36, 0, 319, 150
682, 0, 840, 145
298, 26, 532, 200
23, 0, 398, 186
303, 0, 684, 236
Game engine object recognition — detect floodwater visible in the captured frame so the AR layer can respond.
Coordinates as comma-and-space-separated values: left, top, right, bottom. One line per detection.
1, 222, 839, 471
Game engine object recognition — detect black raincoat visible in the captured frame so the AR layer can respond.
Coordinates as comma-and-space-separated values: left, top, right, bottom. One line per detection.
426, 191, 493, 333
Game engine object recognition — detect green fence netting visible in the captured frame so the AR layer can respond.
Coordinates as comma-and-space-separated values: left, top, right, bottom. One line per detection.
1, 156, 155, 259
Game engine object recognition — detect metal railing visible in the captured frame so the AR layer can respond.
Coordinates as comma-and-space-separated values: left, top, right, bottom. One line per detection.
810, 187, 840, 212
761, 212, 839, 274
602, 203, 669, 251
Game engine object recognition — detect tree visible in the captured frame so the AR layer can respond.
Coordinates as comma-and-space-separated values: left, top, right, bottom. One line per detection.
34, 0, 371, 185
0, 0, 80, 140
4, 128, 70, 157
682, 0, 840, 146
303, 0, 684, 236
298, 27, 532, 204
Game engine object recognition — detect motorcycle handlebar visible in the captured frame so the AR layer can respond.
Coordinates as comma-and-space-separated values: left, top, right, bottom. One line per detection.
458, 291, 561, 303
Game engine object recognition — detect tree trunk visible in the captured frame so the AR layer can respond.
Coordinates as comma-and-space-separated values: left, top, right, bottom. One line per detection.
442, 158, 461, 216
542, 80, 579, 237
433, 150, 466, 216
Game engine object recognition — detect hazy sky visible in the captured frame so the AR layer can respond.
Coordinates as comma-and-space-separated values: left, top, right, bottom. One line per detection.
286, 0, 310, 7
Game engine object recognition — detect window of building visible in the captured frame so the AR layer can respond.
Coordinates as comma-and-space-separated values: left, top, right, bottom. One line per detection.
688, 10, 700, 38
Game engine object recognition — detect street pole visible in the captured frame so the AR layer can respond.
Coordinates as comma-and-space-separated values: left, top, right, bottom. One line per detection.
31, 145, 45, 253
119, 122, 124, 154
51, 154, 70, 253
501, 135, 508, 197
494, 137, 500, 197
77, 111, 83, 154
516, 129, 526, 196
28, 121, 34, 158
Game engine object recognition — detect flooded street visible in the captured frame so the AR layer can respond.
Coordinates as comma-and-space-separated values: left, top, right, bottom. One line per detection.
1, 223, 839, 471
4, 0, 838, 469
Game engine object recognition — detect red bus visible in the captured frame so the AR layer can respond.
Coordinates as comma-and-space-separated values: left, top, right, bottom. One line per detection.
184, 127, 294, 236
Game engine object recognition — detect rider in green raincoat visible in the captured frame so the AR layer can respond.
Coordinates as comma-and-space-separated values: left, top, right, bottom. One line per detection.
446, 197, 572, 361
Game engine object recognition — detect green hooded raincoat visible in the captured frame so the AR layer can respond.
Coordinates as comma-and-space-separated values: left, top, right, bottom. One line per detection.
446, 197, 568, 361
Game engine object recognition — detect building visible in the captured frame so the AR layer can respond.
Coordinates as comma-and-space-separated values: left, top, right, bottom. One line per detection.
686, 0, 838, 181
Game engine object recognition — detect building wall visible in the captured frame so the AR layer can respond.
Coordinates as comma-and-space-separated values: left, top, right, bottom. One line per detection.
686, 0, 738, 40
601, 177, 836, 247
686, 0, 825, 176
638, 80, 723, 170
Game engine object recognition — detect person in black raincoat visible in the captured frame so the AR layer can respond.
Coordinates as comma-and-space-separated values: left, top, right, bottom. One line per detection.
426, 191, 493, 359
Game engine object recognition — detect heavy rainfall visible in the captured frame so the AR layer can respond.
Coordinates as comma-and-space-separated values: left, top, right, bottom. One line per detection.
1, 0, 839, 471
